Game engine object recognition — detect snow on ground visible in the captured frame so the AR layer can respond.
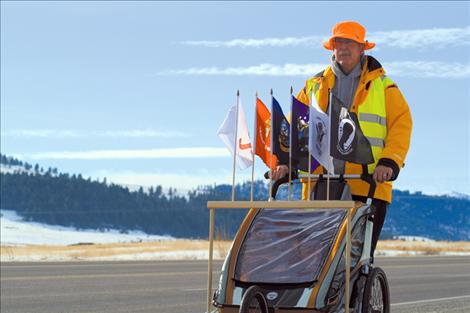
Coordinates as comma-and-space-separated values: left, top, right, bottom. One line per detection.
1, 209, 468, 262
393, 235, 436, 242
85, 250, 224, 261
1, 210, 174, 246
1, 249, 224, 262
375, 249, 470, 257
0, 164, 30, 175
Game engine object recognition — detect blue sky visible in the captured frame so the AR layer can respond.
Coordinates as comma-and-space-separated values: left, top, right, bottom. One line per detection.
1, 1, 469, 195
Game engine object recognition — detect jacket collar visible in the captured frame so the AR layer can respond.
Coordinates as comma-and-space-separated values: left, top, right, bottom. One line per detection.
318, 55, 385, 87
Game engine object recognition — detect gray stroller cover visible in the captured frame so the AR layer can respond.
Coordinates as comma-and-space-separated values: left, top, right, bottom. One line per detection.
234, 208, 346, 285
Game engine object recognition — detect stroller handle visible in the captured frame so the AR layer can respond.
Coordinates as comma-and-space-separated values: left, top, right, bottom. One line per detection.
264, 170, 299, 199
265, 164, 378, 200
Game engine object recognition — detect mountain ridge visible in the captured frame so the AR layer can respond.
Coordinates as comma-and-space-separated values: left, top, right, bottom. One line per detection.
1, 154, 469, 241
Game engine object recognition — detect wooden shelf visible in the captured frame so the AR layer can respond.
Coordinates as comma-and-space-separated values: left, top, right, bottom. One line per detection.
207, 200, 358, 209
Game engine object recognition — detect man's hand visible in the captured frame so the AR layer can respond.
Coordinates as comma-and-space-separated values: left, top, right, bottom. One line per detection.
373, 165, 393, 183
269, 165, 289, 181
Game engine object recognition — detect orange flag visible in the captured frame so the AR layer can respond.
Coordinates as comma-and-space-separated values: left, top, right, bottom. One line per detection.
255, 98, 278, 169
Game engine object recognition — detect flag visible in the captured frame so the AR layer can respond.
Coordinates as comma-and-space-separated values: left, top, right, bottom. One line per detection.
308, 95, 335, 174
255, 98, 278, 169
271, 97, 290, 165
329, 94, 374, 164
217, 100, 253, 170
291, 95, 319, 172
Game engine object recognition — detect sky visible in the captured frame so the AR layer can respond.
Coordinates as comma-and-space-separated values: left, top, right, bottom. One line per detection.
1, 1, 469, 196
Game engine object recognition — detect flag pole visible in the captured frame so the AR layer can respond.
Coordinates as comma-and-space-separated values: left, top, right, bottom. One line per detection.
269, 88, 274, 201
327, 90, 332, 201
251, 92, 258, 202
288, 86, 293, 201
231, 90, 240, 202
308, 90, 312, 201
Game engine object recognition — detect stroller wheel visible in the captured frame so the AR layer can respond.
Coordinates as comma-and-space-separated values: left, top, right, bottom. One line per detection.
239, 285, 269, 313
362, 267, 390, 313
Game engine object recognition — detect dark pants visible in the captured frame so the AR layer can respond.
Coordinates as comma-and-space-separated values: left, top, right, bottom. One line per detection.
352, 196, 388, 258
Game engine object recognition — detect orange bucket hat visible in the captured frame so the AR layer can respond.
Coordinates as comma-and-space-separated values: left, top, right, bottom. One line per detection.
323, 21, 375, 50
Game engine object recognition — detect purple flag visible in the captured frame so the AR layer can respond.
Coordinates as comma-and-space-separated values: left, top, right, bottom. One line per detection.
291, 96, 319, 172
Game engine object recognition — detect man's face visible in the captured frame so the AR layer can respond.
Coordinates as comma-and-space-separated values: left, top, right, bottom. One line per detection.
332, 37, 364, 70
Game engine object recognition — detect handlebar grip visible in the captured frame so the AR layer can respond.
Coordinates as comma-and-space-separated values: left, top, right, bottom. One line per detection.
265, 170, 298, 199
264, 170, 299, 180
271, 175, 290, 199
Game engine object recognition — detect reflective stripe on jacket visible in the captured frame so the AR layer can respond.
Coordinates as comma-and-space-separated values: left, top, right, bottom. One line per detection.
297, 56, 412, 203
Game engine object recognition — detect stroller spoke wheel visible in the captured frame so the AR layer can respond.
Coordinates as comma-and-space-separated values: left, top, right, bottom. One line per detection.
362, 267, 390, 313
370, 276, 384, 310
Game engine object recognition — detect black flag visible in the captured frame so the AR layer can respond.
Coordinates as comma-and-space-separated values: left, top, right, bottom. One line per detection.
271, 97, 290, 165
329, 95, 374, 165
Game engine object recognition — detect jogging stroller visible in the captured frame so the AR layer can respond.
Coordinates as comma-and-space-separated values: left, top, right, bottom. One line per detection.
210, 173, 390, 313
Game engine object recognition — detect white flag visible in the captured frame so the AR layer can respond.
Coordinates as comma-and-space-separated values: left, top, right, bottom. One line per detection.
308, 96, 334, 174
217, 100, 253, 170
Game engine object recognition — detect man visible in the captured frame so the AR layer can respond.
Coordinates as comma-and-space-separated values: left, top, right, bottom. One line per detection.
271, 21, 412, 258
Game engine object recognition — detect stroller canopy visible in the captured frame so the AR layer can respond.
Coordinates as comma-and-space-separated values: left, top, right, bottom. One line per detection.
234, 208, 346, 285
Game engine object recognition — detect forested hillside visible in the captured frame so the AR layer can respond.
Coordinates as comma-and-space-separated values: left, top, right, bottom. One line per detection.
1, 155, 468, 240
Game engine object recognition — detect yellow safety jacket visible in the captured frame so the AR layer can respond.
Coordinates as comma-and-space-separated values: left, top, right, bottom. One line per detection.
296, 56, 412, 203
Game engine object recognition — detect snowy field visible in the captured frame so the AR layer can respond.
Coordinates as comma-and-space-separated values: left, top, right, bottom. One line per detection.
1, 210, 173, 245
1, 209, 468, 262
0, 210, 228, 262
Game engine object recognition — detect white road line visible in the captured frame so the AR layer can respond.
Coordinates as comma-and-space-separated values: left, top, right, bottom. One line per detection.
181, 288, 206, 291
384, 262, 470, 269
1, 271, 207, 281
392, 294, 470, 306
390, 273, 470, 279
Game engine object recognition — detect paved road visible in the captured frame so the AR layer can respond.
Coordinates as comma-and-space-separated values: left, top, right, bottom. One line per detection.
1, 256, 469, 313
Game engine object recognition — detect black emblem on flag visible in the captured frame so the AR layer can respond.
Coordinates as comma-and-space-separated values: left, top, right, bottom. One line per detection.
330, 94, 374, 165
337, 107, 356, 155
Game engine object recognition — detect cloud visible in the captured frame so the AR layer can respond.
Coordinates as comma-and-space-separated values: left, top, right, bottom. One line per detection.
27, 147, 230, 160
179, 26, 470, 49
1, 130, 82, 138
158, 61, 470, 78
99, 130, 189, 138
384, 61, 470, 78
158, 63, 328, 76
180, 35, 326, 48
90, 170, 233, 191
369, 27, 470, 49
1, 129, 190, 139
89, 168, 263, 191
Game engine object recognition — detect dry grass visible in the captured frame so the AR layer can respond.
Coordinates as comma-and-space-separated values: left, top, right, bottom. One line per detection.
1, 240, 232, 261
1, 240, 468, 262
377, 240, 470, 255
